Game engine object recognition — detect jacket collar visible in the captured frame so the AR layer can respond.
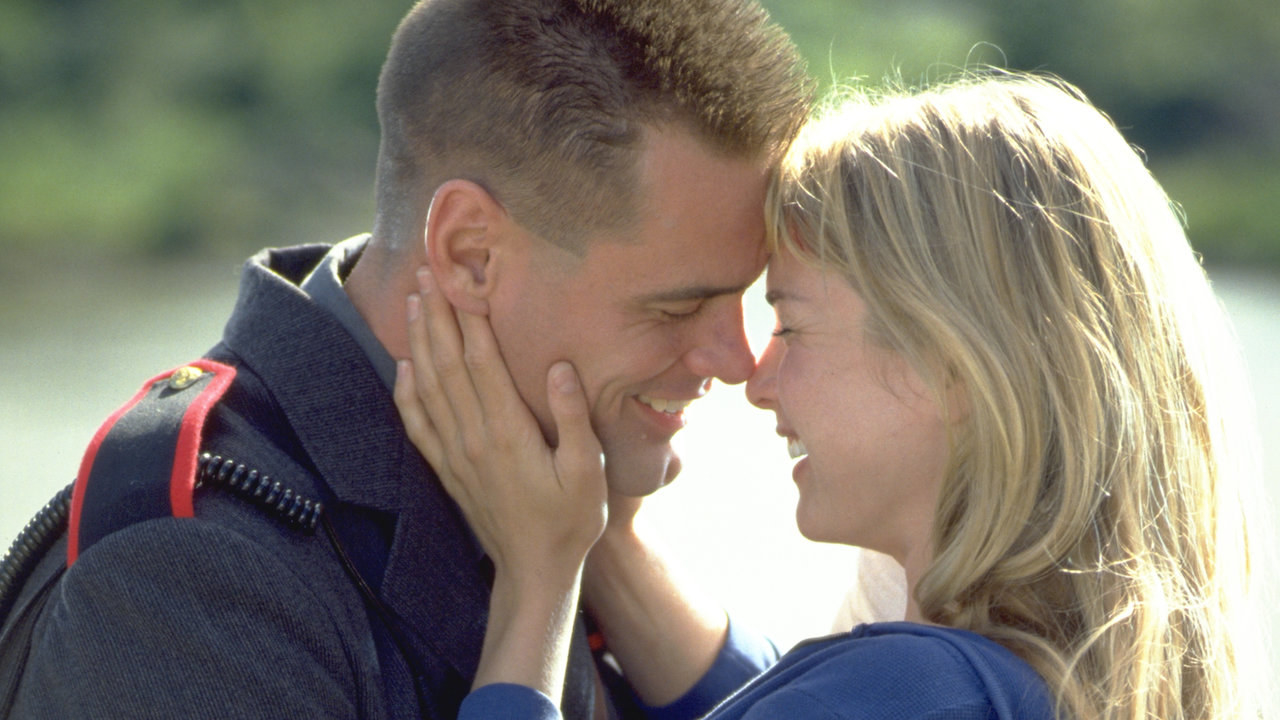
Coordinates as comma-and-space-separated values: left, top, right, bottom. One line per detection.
220, 243, 491, 678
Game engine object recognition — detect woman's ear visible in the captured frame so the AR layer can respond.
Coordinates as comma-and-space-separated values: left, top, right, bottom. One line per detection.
422, 179, 508, 316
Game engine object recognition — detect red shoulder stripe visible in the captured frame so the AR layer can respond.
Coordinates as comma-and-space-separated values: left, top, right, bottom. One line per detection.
169, 360, 237, 518
68, 367, 172, 566
67, 360, 236, 566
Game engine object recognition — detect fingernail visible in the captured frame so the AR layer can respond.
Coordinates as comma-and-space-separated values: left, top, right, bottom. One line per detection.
397, 359, 411, 380
417, 267, 434, 293
551, 362, 577, 394
407, 294, 420, 321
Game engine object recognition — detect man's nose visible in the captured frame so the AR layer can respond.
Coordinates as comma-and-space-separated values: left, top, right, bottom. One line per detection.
684, 302, 756, 385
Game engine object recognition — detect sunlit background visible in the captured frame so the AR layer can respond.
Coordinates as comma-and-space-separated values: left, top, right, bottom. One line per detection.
2, 0, 1277, 699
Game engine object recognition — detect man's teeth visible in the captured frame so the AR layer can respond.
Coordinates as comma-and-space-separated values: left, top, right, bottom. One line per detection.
787, 438, 808, 459
638, 395, 693, 415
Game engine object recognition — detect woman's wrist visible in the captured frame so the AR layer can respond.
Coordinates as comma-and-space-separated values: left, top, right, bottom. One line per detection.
582, 517, 645, 605
579, 517, 729, 706
497, 559, 587, 607
475, 565, 585, 699
488, 564, 584, 630
492, 537, 594, 593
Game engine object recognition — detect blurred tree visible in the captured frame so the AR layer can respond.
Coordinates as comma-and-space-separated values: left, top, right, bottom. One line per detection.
761, 0, 1280, 264
0, 0, 1276, 265
0, 0, 403, 261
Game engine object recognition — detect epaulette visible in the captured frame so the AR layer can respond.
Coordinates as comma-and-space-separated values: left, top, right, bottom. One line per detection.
0, 361, 243, 711
65, 360, 328, 569
1, 361, 328, 711
63, 360, 327, 571
67, 360, 237, 566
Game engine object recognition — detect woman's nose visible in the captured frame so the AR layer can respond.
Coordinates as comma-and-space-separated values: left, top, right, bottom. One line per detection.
746, 336, 781, 409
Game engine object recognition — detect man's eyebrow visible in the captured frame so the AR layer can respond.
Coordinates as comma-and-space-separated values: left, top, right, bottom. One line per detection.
637, 283, 754, 304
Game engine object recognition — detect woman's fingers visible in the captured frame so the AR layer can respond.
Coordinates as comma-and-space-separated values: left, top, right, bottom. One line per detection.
547, 362, 602, 457
396, 267, 606, 566
545, 362, 607, 546
404, 291, 457, 447
393, 358, 446, 475
414, 268, 483, 441
454, 308, 537, 435
547, 363, 605, 487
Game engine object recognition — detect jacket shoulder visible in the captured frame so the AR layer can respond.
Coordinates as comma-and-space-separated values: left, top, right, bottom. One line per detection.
68, 360, 323, 567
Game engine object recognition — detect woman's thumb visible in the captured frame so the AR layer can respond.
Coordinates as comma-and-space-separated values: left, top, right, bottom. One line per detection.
546, 361, 603, 465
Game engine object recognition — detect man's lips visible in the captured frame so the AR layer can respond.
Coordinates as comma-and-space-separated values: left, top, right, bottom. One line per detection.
630, 393, 705, 435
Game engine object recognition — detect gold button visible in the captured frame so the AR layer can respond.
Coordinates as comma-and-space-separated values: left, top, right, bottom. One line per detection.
168, 365, 204, 390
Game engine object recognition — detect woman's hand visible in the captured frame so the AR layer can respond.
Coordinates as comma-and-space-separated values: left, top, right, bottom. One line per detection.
394, 267, 607, 580
393, 267, 606, 702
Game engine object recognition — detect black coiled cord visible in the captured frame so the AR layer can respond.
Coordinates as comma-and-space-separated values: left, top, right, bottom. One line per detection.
0, 458, 437, 712
195, 453, 323, 532
0, 484, 72, 622
1, 454, 323, 624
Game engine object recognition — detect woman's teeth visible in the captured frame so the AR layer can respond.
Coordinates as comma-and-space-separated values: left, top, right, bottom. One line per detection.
787, 437, 808, 459
638, 395, 692, 415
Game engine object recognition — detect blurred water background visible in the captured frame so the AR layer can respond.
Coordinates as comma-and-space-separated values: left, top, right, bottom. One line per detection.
1, 260, 1275, 659
2, 0, 1278, 702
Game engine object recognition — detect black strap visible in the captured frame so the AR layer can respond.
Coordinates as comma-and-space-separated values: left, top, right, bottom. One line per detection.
0, 486, 72, 719
0, 562, 64, 718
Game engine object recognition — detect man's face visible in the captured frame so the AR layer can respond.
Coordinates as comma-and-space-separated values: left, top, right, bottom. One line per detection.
489, 127, 769, 496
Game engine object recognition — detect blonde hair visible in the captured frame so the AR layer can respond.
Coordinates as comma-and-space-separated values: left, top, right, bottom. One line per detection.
770, 72, 1266, 719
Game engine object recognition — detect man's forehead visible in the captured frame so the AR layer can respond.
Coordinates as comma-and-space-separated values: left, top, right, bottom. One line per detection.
634, 243, 766, 301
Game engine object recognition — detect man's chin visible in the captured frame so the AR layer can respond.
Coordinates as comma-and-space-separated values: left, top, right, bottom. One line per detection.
603, 453, 682, 497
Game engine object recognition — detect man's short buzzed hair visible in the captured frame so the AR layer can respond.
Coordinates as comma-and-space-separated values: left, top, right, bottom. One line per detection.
374, 0, 814, 251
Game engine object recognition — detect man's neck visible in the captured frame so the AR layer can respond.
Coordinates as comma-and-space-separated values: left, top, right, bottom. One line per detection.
344, 238, 416, 362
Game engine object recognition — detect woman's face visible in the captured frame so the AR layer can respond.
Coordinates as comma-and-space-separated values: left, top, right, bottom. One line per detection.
746, 247, 951, 566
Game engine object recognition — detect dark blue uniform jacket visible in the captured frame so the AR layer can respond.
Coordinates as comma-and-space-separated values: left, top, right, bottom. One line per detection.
7, 245, 604, 719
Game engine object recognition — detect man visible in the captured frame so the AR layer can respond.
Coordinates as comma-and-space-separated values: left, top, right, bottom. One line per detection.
4, 1, 811, 717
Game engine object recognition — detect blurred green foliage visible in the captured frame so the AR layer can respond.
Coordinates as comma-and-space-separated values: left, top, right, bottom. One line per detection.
2, 0, 1277, 265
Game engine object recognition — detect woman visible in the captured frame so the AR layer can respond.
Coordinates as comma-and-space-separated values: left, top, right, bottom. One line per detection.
395, 72, 1265, 719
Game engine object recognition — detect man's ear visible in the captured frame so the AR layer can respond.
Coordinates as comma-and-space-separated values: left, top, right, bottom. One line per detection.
423, 179, 509, 316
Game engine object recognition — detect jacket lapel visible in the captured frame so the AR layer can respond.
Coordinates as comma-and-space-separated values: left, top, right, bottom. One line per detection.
222, 247, 491, 678
222, 245, 600, 717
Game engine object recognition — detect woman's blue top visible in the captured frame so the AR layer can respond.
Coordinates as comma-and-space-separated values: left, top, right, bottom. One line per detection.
458, 621, 1056, 720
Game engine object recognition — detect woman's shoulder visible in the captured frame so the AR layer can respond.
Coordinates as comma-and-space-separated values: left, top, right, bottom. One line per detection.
843, 621, 1041, 677
724, 621, 1054, 720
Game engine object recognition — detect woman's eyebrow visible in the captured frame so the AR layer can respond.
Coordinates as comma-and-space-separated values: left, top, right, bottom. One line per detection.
765, 289, 803, 306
